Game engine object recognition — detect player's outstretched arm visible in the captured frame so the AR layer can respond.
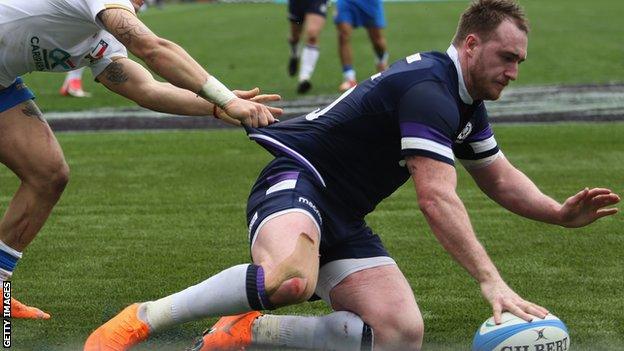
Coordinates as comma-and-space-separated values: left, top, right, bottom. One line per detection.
97, 58, 282, 124
97, 8, 277, 127
467, 155, 620, 227
406, 155, 548, 324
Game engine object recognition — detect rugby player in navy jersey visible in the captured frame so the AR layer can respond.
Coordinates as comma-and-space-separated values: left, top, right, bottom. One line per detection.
86, 1, 619, 350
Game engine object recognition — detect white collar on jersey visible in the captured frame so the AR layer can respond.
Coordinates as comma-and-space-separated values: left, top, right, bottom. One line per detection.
446, 44, 474, 105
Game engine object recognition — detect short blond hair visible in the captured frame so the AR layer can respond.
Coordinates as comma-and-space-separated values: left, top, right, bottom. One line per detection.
452, 0, 529, 46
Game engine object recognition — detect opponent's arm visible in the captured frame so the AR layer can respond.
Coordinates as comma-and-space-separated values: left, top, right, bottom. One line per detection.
407, 155, 548, 323
467, 155, 619, 227
97, 58, 282, 125
97, 8, 276, 127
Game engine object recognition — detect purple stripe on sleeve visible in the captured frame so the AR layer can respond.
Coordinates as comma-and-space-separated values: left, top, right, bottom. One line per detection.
266, 171, 300, 186
465, 125, 493, 142
400, 122, 452, 147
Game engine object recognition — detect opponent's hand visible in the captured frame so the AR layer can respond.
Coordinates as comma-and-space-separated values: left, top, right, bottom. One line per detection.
480, 279, 548, 324
221, 90, 279, 128
558, 188, 620, 228
233, 87, 281, 103
234, 88, 283, 117
215, 88, 283, 127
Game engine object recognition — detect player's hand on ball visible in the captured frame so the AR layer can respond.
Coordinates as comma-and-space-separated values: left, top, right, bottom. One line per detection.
480, 278, 549, 324
558, 187, 620, 228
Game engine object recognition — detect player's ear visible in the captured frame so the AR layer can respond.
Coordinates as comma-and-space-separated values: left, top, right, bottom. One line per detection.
464, 34, 480, 57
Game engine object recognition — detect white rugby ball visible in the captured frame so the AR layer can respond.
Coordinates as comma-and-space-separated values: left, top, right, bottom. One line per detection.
472, 312, 570, 351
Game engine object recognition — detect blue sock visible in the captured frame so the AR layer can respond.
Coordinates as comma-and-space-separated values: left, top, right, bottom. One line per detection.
342, 65, 356, 81
0, 240, 22, 282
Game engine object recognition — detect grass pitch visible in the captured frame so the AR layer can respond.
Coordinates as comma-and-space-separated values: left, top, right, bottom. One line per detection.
2, 122, 622, 350
22, 0, 624, 112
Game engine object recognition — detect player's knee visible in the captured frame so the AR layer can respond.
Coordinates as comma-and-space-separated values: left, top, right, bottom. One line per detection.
306, 35, 319, 46
306, 31, 320, 45
401, 322, 424, 349
374, 312, 424, 350
28, 160, 70, 197
277, 276, 314, 303
266, 273, 316, 307
47, 161, 69, 195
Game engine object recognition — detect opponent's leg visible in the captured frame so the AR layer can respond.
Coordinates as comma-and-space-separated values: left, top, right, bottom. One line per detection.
297, 13, 326, 94
0, 99, 69, 319
0, 100, 69, 250
337, 22, 357, 91
366, 27, 388, 72
330, 264, 424, 351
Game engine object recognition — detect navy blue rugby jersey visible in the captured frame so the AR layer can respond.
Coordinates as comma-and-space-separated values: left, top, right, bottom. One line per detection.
247, 46, 501, 218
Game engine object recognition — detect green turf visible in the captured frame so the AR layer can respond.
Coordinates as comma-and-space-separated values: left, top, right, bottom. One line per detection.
21, 0, 624, 112
1, 122, 622, 350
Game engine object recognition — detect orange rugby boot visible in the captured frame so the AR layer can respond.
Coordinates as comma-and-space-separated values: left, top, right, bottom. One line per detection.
189, 311, 262, 351
10, 298, 50, 319
84, 304, 150, 351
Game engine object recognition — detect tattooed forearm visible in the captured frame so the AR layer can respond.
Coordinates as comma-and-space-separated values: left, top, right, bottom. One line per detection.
99, 9, 152, 46
105, 61, 129, 84
21, 100, 45, 122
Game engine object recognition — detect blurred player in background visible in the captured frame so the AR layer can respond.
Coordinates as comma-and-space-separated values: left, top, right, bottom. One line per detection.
0, 0, 280, 320
335, 0, 389, 91
59, 68, 91, 97
84, 1, 619, 350
287, 0, 329, 94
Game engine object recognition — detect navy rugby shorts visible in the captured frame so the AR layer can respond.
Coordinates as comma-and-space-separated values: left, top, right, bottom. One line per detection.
247, 156, 391, 266
288, 0, 329, 23
0, 77, 35, 113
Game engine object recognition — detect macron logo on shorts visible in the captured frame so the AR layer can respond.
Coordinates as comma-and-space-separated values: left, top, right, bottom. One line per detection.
298, 197, 322, 224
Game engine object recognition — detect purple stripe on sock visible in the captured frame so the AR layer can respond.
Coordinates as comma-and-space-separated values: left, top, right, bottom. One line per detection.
400, 122, 452, 147
465, 125, 493, 142
256, 266, 273, 310
266, 171, 300, 186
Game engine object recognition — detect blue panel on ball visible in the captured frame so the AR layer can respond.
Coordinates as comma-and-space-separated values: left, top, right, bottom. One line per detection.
472, 320, 568, 351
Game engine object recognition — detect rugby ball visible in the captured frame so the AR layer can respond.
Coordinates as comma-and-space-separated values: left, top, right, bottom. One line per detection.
472, 312, 570, 351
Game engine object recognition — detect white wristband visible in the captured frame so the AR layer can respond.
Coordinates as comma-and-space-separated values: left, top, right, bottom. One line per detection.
199, 76, 237, 108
